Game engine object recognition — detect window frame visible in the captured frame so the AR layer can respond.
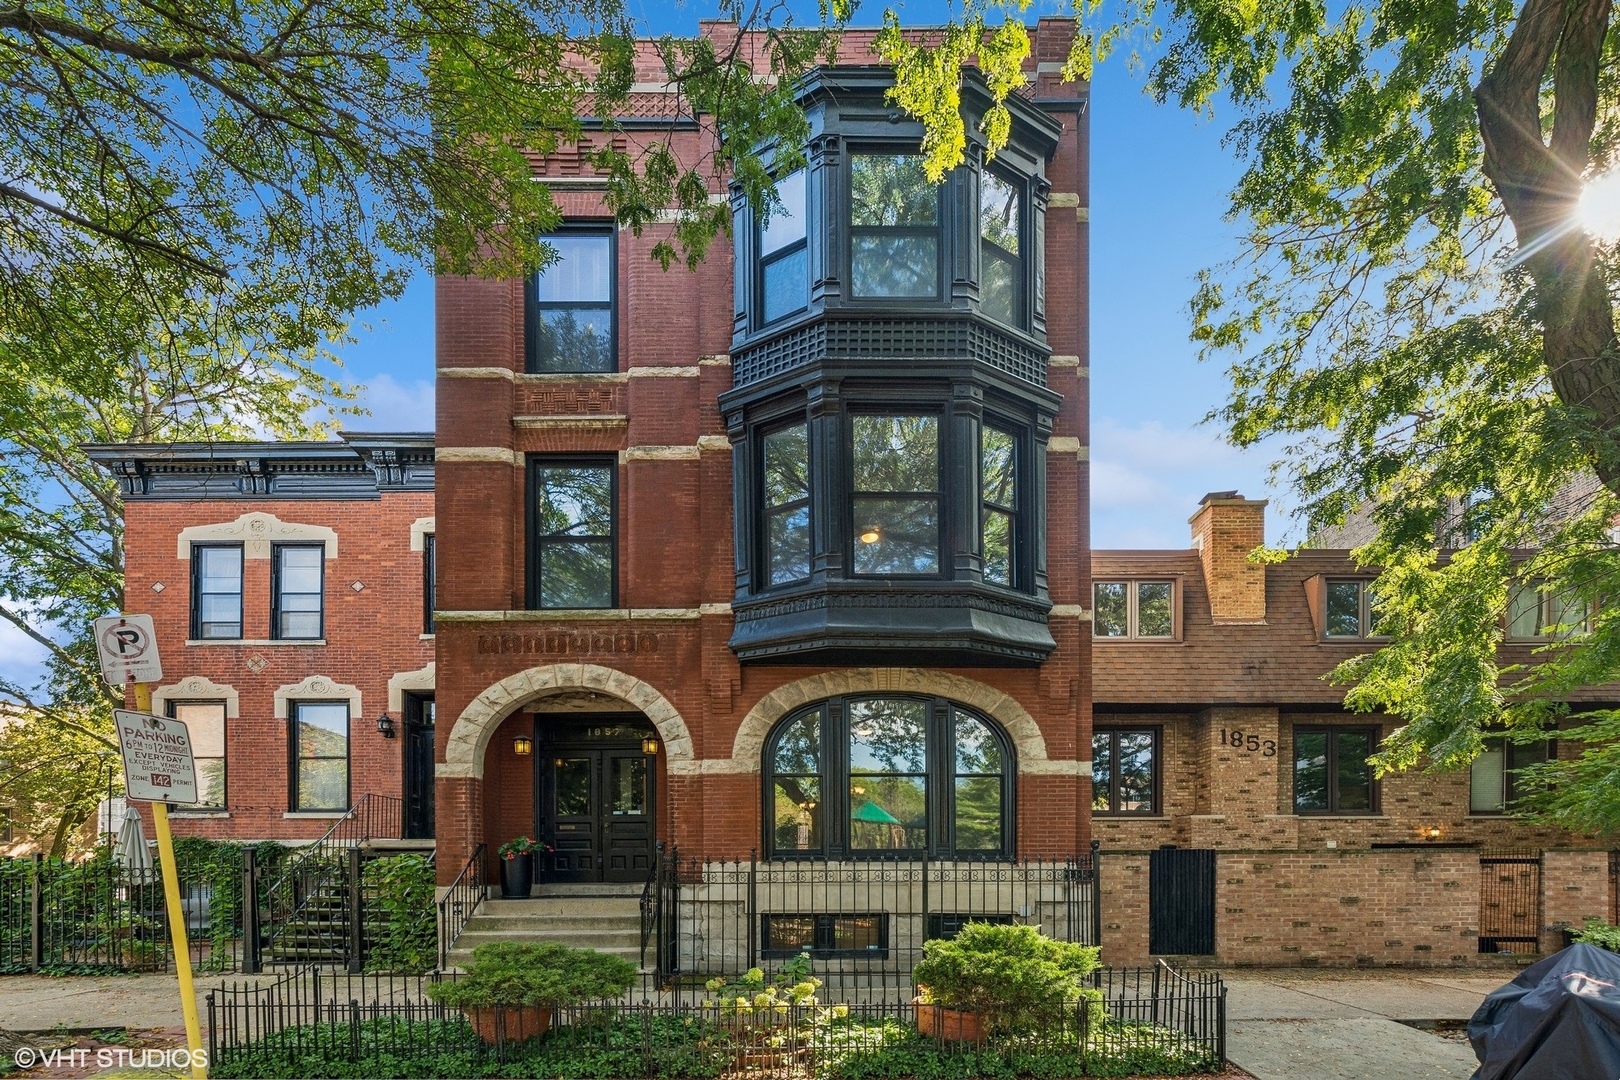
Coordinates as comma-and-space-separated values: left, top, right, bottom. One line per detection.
761, 694, 1016, 861
1091, 579, 1178, 641
526, 456, 619, 610
980, 422, 1022, 590
757, 168, 809, 327
848, 409, 945, 579
1292, 725, 1381, 815
1321, 578, 1386, 640
1506, 581, 1592, 641
1090, 726, 1161, 816
190, 543, 244, 641
760, 913, 890, 960
758, 419, 812, 590
270, 543, 325, 641
525, 223, 618, 374
846, 150, 945, 302
1469, 737, 1555, 815
289, 700, 351, 813
978, 167, 1027, 329
422, 533, 436, 635
165, 699, 227, 810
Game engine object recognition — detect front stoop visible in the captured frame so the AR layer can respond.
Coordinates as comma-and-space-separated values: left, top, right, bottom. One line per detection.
444, 883, 647, 971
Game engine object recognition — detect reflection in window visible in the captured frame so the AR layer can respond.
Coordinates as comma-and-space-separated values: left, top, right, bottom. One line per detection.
981, 426, 1017, 587
762, 913, 888, 958
760, 170, 808, 323
292, 702, 349, 812
556, 757, 591, 817
1508, 582, 1589, 640
763, 424, 811, 586
529, 233, 614, 372
980, 172, 1023, 325
953, 714, 1004, 850
851, 155, 939, 298
1294, 727, 1377, 814
1093, 581, 1174, 639
169, 702, 226, 809
849, 699, 928, 851
1470, 738, 1552, 813
612, 757, 646, 816
772, 712, 822, 852
1092, 728, 1156, 814
192, 544, 243, 639
853, 415, 940, 575
532, 464, 615, 608
1324, 579, 1384, 638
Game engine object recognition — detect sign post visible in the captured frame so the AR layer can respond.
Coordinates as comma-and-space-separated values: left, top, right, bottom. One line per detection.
98, 617, 206, 1080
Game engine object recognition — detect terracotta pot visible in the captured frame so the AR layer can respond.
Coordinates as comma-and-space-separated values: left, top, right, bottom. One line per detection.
913, 997, 988, 1043
465, 1005, 552, 1044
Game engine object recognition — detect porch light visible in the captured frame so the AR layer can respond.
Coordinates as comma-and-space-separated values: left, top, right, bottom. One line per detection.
513, 735, 534, 756
1426, 826, 1441, 840
376, 711, 396, 739
642, 735, 659, 756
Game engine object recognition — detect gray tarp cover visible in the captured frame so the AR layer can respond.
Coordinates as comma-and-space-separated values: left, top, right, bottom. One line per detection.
1470, 943, 1620, 1079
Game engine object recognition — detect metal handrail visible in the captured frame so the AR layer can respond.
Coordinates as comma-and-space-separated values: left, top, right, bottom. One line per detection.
437, 843, 487, 970
638, 841, 664, 968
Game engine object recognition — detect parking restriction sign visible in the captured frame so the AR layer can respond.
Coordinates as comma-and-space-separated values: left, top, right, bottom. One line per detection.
114, 709, 198, 804
93, 614, 163, 685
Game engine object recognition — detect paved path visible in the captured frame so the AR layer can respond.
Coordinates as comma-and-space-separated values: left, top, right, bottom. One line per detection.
1224, 971, 1509, 1080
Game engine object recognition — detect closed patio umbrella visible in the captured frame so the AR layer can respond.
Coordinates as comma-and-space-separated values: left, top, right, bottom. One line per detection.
115, 806, 154, 879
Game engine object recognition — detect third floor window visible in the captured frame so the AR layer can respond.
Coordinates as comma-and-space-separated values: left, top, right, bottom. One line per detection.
527, 229, 615, 373
850, 154, 940, 299
759, 170, 807, 323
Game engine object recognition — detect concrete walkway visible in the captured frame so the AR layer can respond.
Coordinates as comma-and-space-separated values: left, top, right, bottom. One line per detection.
1225, 971, 1509, 1080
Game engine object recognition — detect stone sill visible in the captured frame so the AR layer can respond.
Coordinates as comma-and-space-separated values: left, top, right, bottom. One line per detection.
419, 633, 436, 641
186, 639, 326, 647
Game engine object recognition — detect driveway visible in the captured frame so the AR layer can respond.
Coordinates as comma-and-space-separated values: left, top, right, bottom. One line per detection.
1225, 970, 1509, 1080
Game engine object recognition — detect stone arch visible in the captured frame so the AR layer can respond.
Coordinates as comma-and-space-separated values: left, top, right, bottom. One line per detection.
441, 664, 694, 779
729, 668, 1079, 776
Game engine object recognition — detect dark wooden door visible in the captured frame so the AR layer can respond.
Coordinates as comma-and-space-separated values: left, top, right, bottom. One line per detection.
601, 749, 655, 882
1149, 847, 1216, 955
549, 753, 599, 881
403, 695, 435, 840
539, 719, 657, 883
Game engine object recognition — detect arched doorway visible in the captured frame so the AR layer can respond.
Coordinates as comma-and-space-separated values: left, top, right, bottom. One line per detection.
532, 713, 658, 883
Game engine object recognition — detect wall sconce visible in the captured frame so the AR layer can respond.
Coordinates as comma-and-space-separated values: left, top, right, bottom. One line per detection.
376, 711, 396, 739
1426, 826, 1442, 840
642, 736, 659, 756
513, 735, 534, 756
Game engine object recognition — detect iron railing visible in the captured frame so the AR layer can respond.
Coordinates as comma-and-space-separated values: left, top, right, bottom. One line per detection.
1479, 850, 1543, 954
638, 841, 663, 969
206, 962, 1225, 1079
437, 844, 486, 970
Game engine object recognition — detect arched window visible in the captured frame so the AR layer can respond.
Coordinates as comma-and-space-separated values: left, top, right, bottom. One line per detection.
763, 695, 1014, 859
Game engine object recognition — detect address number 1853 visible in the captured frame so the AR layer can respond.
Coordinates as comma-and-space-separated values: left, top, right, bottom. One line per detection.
1219, 729, 1277, 757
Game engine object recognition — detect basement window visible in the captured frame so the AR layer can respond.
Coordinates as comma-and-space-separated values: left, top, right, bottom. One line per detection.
761, 913, 889, 959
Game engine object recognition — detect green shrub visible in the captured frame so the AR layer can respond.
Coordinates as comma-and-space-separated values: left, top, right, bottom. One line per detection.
425, 941, 637, 1009
911, 923, 1102, 1034
361, 854, 436, 974
1573, 918, 1620, 951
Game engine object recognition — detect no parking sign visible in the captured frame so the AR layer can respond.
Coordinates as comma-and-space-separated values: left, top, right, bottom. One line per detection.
93, 614, 163, 685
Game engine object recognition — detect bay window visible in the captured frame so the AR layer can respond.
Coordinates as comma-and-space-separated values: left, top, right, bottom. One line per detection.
852, 415, 940, 576
980, 172, 1024, 326
759, 170, 808, 323
850, 155, 939, 298
981, 426, 1018, 587
762, 424, 811, 586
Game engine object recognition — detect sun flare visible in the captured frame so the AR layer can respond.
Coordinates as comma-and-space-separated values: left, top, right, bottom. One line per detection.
1577, 169, 1620, 241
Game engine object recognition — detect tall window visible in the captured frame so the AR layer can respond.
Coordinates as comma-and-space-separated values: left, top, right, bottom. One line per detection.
762, 424, 810, 586
191, 544, 242, 640
272, 544, 324, 640
530, 461, 616, 608
1508, 582, 1589, 639
981, 426, 1018, 587
1093, 581, 1174, 639
760, 170, 807, 323
852, 415, 940, 575
528, 230, 615, 372
850, 155, 939, 298
422, 534, 436, 634
762, 696, 1013, 858
1092, 728, 1158, 814
1324, 579, 1383, 638
980, 172, 1023, 326
1471, 738, 1552, 813
291, 702, 349, 812
1294, 726, 1378, 814
168, 701, 226, 809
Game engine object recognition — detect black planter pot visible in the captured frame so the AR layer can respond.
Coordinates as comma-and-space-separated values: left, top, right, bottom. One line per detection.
499, 852, 533, 899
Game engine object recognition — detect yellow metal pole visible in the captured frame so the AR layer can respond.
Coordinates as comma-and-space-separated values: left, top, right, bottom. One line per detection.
132, 681, 208, 1080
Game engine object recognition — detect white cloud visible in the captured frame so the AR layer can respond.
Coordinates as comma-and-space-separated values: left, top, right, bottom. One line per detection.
345, 373, 435, 431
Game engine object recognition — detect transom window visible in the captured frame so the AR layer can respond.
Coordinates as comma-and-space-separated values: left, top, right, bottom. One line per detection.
1092, 727, 1158, 815
191, 544, 242, 640
1294, 726, 1378, 814
852, 414, 940, 576
760, 170, 807, 324
527, 229, 615, 373
980, 172, 1024, 327
764, 695, 1013, 859
529, 460, 616, 609
850, 154, 939, 298
1093, 581, 1174, 639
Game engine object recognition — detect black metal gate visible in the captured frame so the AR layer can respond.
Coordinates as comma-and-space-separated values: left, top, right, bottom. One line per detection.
1479, 852, 1542, 954
1149, 847, 1216, 955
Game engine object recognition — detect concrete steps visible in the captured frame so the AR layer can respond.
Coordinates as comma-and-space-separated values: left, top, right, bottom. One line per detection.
444, 886, 648, 971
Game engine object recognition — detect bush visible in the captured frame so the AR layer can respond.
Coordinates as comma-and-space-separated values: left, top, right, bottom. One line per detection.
361, 854, 435, 974
911, 923, 1102, 1034
1573, 918, 1620, 951
424, 941, 637, 1009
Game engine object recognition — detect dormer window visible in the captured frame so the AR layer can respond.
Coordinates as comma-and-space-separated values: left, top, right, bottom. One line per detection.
980, 172, 1024, 327
760, 170, 808, 324
850, 154, 940, 298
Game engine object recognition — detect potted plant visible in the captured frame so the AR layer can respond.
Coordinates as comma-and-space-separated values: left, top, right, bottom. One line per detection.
425, 940, 636, 1044
910, 922, 1103, 1042
496, 836, 547, 898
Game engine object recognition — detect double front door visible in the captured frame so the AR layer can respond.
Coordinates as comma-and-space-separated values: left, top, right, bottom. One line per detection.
539, 720, 657, 883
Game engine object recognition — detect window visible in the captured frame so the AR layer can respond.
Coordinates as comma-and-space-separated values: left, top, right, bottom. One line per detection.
1508, 583, 1590, 640
168, 701, 226, 809
760, 170, 807, 323
980, 172, 1023, 326
762, 424, 811, 586
272, 544, 324, 640
850, 154, 939, 298
527, 230, 614, 372
926, 913, 1015, 940
1471, 738, 1553, 813
763, 696, 1012, 858
852, 415, 940, 575
1324, 579, 1383, 638
529, 461, 616, 609
291, 702, 349, 812
1294, 727, 1378, 814
981, 426, 1018, 587
1092, 581, 1174, 639
422, 534, 436, 634
190, 545, 242, 639
1092, 728, 1158, 814
762, 913, 888, 959
0, 810, 14, 844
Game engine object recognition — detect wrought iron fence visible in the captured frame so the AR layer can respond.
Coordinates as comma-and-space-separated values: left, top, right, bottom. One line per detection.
206, 961, 1224, 1080
646, 845, 1100, 992
1479, 850, 1543, 954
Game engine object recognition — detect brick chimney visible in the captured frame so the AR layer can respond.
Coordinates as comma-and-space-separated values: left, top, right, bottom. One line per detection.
1189, 492, 1268, 624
